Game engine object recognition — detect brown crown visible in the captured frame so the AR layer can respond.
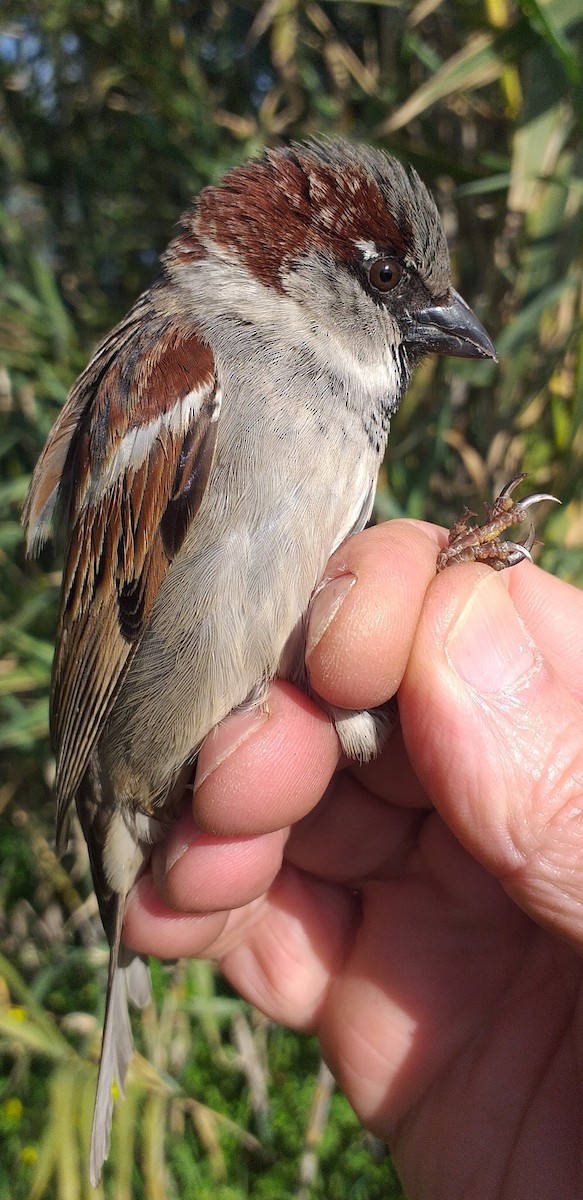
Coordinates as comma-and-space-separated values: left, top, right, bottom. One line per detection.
166, 139, 450, 297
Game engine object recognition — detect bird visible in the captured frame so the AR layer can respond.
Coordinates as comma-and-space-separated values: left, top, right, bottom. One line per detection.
24, 137, 498, 1185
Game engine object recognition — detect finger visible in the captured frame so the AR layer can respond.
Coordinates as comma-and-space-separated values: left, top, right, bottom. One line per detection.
194, 521, 437, 837
146, 727, 427, 924
400, 563, 583, 950
194, 680, 340, 836
306, 521, 439, 711
286, 768, 427, 882
151, 805, 290, 912
353, 722, 432, 809
508, 562, 583, 701
217, 866, 359, 1030
125, 861, 358, 1031
123, 871, 230, 959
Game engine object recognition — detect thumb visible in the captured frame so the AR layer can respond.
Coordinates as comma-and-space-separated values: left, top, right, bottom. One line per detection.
399, 564, 583, 951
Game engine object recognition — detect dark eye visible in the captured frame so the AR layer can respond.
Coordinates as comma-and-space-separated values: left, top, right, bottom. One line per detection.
368, 257, 402, 293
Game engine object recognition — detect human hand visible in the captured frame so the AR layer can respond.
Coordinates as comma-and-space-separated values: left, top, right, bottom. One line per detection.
124, 520, 583, 1200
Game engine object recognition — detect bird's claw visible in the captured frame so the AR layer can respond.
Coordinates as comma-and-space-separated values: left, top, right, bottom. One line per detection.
436, 474, 559, 573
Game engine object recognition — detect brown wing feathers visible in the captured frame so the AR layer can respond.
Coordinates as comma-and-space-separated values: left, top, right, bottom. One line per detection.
25, 302, 220, 846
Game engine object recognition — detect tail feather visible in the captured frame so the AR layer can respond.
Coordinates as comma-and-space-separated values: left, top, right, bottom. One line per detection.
89, 902, 151, 1188
123, 950, 152, 1008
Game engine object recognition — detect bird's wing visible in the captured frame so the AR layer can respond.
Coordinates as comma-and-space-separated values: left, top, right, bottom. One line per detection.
24, 294, 221, 847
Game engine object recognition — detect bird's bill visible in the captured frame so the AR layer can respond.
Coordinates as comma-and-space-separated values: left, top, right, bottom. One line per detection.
406, 288, 498, 361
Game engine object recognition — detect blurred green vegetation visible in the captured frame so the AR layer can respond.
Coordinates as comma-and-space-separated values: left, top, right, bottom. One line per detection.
0, 0, 582, 1196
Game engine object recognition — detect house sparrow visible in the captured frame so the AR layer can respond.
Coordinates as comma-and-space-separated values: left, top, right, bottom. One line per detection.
25, 138, 502, 1185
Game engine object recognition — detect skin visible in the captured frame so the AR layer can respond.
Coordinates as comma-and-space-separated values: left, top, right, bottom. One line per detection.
123, 519, 583, 1200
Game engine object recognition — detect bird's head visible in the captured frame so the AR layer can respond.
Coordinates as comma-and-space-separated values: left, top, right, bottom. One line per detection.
166, 137, 496, 398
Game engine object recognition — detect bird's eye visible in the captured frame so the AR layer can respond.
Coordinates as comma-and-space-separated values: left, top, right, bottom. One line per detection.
368, 257, 402, 293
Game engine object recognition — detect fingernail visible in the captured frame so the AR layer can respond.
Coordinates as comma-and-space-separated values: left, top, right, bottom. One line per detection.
164, 818, 202, 875
446, 573, 537, 692
306, 573, 356, 661
193, 706, 269, 792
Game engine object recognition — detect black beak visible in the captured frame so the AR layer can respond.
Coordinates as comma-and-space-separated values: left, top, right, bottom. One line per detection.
405, 288, 497, 362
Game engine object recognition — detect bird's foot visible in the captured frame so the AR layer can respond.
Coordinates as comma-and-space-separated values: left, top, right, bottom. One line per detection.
436, 474, 559, 573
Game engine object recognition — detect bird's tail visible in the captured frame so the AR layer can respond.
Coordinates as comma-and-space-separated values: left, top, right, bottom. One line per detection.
89, 897, 151, 1188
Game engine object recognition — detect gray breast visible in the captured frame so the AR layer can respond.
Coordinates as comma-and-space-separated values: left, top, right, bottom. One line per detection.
99, 347, 383, 809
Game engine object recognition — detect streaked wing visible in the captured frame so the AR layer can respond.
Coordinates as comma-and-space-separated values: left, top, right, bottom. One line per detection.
25, 294, 220, 846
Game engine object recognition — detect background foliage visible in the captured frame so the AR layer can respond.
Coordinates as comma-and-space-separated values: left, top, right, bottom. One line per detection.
1, 1, 582, 1196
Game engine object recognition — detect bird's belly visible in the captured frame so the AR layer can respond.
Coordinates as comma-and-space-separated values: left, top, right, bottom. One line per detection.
99, 450, 376, 811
